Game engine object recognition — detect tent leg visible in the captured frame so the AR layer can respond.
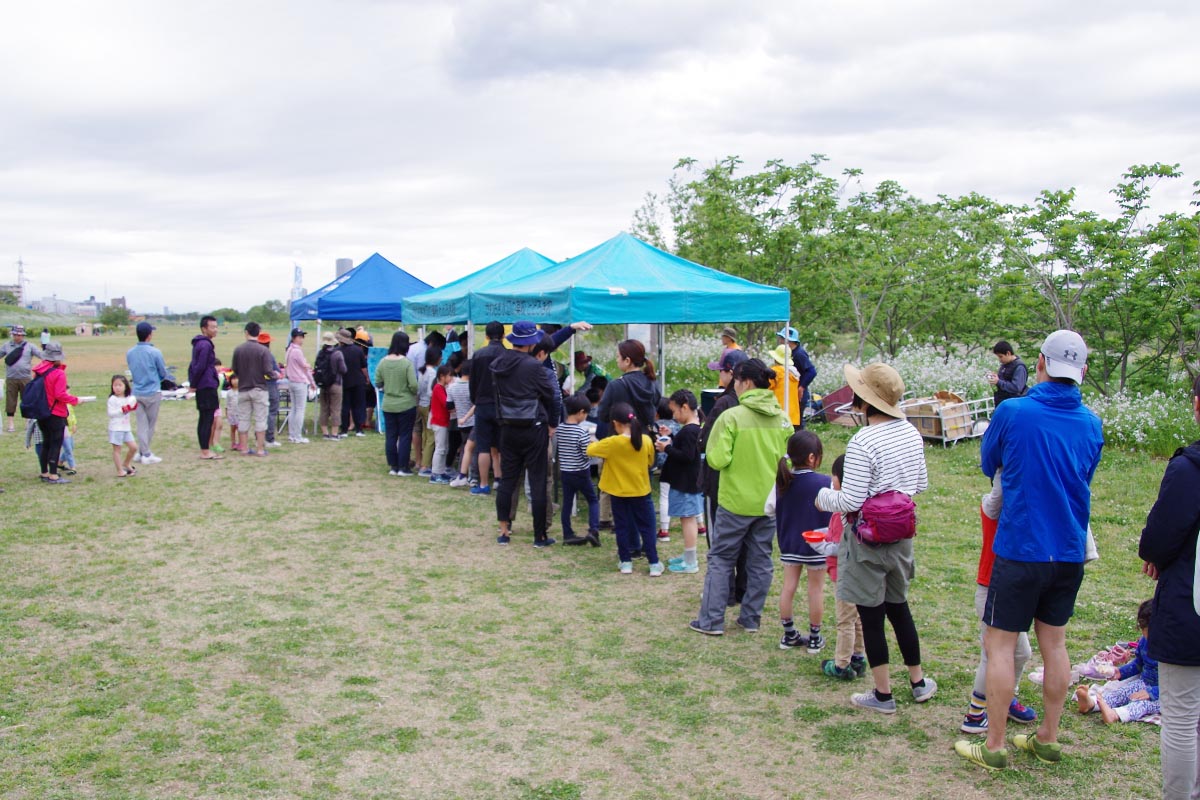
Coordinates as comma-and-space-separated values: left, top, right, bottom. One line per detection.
658, 323, 666, 396
783, 319, 791, 423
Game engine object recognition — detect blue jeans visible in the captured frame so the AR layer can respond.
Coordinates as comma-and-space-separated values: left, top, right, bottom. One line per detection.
383, 408, 417, 472
611, 494, 658, 564
560, 469, 599, 537
59, 432, 75, 468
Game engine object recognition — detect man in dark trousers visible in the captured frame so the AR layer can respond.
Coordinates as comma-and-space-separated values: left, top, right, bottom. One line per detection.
988, 340, 1028, 406
469, 321, 507, 495
491, 320, 560, 547
188, 315, 222, 460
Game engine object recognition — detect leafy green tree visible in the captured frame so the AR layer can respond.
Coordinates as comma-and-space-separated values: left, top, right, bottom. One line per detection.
210, 307, 243, 323
0, 290, 17, 306
246, 300, 287, 325
99, 305, 131, 327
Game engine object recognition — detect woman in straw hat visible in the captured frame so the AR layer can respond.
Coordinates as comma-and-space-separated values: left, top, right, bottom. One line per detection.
815, 362, 935, 714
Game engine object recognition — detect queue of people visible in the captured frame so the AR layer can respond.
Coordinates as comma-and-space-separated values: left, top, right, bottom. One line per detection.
5, 317, 1199, 795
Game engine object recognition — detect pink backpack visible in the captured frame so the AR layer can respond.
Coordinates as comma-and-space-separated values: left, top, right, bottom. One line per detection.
852, 490, 917, 546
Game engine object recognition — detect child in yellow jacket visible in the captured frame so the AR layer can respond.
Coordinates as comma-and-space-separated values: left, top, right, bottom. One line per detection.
588, 401, 660, 576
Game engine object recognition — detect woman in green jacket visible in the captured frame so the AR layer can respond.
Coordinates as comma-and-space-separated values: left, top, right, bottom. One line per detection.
690, 358, 793, 635
374, 331, 419, 476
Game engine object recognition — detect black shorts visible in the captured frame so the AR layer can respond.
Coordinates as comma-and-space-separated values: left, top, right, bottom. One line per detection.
983, 556, 1085, 631
473, 404, 497, 451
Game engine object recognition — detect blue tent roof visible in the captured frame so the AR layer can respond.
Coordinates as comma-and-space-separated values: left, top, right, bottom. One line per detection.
402, 248, 557, 325
289, 253, 433, 321
468, 232, 790, 324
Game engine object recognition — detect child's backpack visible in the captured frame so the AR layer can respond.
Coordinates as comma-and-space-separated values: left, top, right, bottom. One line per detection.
20, 372, 52, 421
313, 348, 334, 388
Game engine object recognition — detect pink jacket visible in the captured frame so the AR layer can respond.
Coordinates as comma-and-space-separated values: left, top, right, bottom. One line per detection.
34, 361, 79, 418
284, 343, 315, 388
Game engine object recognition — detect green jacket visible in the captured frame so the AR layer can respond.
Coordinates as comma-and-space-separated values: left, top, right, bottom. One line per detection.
705, 388, 793, 517
374, 356, 418, 413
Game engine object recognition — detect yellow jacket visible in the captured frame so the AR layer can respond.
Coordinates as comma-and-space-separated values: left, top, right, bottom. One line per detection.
772, 364, 801, 426
587, 434, 655, 497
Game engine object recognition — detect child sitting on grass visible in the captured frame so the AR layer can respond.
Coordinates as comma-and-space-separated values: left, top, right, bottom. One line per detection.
659, 390, 703, 574
764, 430, 831, 652
588, 402, 660, 576
1076, 599, 1159, 724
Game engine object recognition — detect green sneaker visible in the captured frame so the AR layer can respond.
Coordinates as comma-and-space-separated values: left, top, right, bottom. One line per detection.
954, 740, 1007, 771
211, 443, 225, 453
1012, 733, 1062, 764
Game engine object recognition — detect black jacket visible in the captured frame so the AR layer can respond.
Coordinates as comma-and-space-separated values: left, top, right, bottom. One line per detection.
339, 343, 367, 388
700, 386, 739, 498
597, 370, 661, 429
491, 349, 559, 426
470, 340, 506, 407
1140, 442, 1200, 666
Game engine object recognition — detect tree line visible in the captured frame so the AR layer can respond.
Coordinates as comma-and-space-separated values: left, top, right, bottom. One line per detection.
631, 156, 1200, 396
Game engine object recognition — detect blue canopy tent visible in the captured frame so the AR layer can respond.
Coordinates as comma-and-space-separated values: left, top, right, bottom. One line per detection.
402, 247, 557, 325
469, 232, 790, 323
469, 232, 792, 398
289, 253, 433, 322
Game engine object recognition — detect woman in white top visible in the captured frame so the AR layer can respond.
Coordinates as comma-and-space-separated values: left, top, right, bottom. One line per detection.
816, 362, 934, 714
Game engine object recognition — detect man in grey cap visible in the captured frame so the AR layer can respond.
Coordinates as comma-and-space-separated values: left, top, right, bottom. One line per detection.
2, 325, 43, 433
956, 329, 1104, 771
126, 321, 170, 464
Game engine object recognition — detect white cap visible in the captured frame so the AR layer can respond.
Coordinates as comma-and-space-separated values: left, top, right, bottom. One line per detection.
1040, 329, 1087, 384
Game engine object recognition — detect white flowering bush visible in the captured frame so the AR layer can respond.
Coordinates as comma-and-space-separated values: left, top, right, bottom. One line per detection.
1087, 390, 1195, 457
809, 346, 994, 399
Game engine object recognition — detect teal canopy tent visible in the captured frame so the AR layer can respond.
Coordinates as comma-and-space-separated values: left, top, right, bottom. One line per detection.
468, 232, 790, 324
403, 247, 557, 325
290, 253, 433, 322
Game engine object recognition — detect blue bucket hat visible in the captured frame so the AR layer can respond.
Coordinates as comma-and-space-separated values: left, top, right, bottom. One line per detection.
506, 320, 542, 347
776, 326, 800, 343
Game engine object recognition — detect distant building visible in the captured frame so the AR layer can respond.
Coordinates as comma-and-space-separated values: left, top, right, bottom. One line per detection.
336, 258, 353, 278
111, 296, 127, 309
0, 283, 20, 305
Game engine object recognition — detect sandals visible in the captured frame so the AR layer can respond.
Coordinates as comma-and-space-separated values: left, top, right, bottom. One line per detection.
117, 470, 132, 478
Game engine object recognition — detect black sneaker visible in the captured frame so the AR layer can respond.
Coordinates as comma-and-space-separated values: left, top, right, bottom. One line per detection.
630, 549, 645, 560
779, 631, 808, 650
533, 538, 556, 548
807, 633, 826, 654
850, 656, 868, 677
586, 529, 601, 547
496, 534, 511, 545
562, 535, 589, 546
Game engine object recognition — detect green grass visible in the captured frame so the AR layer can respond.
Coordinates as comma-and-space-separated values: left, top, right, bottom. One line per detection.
0, 324, 1176, 798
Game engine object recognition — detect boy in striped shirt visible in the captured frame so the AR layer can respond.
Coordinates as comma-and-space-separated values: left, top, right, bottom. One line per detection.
558, 394, 601, 547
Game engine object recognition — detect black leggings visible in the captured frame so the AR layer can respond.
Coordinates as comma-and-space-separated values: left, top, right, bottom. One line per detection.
196, 388, 218, 450
38, 415, 66, 476
856, 600, 921, 669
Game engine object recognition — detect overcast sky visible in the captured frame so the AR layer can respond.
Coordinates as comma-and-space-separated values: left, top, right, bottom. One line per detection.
2, 0, 1197, 314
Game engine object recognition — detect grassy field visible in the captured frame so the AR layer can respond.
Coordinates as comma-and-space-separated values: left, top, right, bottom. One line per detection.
0, 324, 1174, 799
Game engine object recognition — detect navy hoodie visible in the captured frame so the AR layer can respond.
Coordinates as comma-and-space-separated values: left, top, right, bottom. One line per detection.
188, 334, 218, 390
1140, 442, 1200, 666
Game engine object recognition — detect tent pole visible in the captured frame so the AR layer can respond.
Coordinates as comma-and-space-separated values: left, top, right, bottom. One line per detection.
783, 319, 791, 425
467, 320, 475, 354
658, 323, 666, 396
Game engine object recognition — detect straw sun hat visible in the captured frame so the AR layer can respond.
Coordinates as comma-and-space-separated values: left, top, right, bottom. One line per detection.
843, 362, 906, 419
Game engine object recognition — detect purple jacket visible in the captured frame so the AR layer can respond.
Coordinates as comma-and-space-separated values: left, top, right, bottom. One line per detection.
188, 334, 219, 390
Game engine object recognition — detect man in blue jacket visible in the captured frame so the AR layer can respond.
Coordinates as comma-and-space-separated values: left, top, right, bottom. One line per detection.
956, 329, 1103, 771
1139, 376, 1200, 799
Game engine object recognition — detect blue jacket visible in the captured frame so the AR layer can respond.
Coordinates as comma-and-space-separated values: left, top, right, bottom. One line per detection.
981, 381, 1104, 562
1118, 636, 1159, 700
126, 342, 169, 396
1140, 442, 1200, 666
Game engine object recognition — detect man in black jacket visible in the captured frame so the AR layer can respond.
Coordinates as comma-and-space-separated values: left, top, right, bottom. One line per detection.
1139, 375, 1200, 799
469, 321, 507, 494
491, 320, 560, 547
988, 340, 1028, 406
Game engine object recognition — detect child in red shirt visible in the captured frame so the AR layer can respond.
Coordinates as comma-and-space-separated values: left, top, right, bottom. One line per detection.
428, 365, 454, 484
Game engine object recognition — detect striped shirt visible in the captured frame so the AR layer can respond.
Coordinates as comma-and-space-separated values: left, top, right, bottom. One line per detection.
556, 422, 592, 473
446, 379, 473, 427
817, 418, 927, 513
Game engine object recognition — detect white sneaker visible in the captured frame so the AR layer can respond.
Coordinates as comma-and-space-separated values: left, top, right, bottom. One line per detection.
295, 437, 310, 444
265, 441, 282, 448
132, 453, 143, 463
649, 562, 665, 577
449, 476, 469, 488
619, 562, 633, 574
141, 454, 162, 465
388, 470, 399, 476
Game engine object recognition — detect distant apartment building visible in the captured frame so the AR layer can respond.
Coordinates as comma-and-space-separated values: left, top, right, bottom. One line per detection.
33, 294, 108, 317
